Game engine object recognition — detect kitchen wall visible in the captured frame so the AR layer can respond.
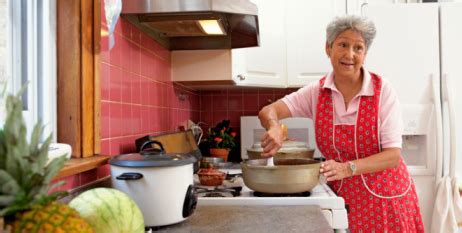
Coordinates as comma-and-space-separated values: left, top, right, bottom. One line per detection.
54, 3, 299, 192
54, 9, 202, 191
0, 0, 7, 124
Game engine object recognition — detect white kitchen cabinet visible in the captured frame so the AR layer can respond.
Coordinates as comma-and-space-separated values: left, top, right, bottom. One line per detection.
286, 0, 346, 87
172, 1, 351, 89
347, 0, 423, 15
231, 0, 286, 88
172, 0, 286, 88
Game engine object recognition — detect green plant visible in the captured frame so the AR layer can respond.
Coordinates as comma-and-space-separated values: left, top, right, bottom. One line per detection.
0, 88, 68, 219
205, 120, 237, 150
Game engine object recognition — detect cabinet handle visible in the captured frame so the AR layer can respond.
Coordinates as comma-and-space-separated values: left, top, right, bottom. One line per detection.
237, 74, 245, 81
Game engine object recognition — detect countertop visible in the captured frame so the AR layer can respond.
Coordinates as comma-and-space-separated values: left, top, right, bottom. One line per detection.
149, 205, 333, 233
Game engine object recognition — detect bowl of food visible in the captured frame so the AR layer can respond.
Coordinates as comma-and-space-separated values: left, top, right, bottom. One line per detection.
197, 168, 226, 186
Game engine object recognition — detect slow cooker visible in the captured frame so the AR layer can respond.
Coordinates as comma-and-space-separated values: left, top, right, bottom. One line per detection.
109, 141, 197, 227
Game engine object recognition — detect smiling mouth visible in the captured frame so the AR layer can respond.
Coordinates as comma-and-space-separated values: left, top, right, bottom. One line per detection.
340, 62, 355, 68
340, 61, 354, 66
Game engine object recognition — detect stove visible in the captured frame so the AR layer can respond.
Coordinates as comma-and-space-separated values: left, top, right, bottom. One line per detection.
195, 186, 242, 197
194, 167, 349, 232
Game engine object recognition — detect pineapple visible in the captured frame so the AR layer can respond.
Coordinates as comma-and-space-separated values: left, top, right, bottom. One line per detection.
13, 202, 93, 233
0, 89, 93, 232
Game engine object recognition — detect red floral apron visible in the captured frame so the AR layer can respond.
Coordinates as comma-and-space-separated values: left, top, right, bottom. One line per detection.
315, 73, 424, 233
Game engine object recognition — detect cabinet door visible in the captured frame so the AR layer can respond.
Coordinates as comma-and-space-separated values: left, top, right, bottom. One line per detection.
347, 0, 406, 15
231, 0, 286, 88
286, 0, 346, 88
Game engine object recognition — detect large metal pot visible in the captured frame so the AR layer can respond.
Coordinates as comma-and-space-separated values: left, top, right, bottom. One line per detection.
247, 141, 315, 161
241, 158, 320, 193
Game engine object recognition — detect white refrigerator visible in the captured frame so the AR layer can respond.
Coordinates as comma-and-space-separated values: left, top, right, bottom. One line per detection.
362, 3, 462, 231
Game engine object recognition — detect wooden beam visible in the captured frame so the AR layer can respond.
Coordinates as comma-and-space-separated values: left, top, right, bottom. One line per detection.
57, 0, 101, 158
81, 0, 95, 157
57, 0, 82, 157
93, 0, 101, 155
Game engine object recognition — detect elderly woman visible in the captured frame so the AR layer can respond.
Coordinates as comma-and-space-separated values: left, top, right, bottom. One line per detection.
258, 15, 424, 232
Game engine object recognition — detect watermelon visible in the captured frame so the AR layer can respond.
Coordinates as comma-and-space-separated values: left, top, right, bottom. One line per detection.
69, 188, 144, 233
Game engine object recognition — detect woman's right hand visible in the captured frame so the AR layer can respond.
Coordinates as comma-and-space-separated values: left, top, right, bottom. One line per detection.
261, 124, 285, 157
257, 99, 292, 157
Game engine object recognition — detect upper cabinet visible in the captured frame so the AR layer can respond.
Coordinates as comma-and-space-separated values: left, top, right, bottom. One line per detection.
173, 1, 402, 89
286, 0, 346, 87
231, 0, 287, 88
347, 0, 421, 15
172, 0, 286, 88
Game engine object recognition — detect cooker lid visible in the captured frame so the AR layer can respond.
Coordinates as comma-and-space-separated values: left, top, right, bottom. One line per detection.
109, 140, 197, 167
110, 152, 197, 167
252, 140, 308, 149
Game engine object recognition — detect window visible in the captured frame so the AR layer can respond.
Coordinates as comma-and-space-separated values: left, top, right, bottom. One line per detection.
8, 0, 57, 141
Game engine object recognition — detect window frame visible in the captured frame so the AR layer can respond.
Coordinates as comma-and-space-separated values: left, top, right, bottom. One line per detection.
8, 0, 57, 142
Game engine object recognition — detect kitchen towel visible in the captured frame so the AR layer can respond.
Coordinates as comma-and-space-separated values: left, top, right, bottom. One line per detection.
430, 177, 462, 233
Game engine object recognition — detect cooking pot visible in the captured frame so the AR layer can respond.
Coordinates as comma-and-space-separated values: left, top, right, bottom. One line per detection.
109, 141, 197, 227
241, 158, 320, 194
247, 141, 315, 161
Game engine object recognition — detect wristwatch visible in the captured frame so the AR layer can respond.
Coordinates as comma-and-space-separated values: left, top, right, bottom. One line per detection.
348, 161, 357, 176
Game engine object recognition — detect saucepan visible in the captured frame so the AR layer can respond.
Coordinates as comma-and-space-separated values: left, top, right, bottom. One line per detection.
246, 141, 315, 161
241, 158, 320, 194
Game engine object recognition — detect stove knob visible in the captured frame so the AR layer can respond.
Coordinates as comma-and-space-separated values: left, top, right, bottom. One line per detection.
183, 185, 197, 218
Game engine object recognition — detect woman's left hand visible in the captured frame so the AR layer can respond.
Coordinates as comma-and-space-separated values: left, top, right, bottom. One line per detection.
320, 160, 352, 181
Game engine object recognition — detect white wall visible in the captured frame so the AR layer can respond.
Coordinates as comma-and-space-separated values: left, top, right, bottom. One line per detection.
0, 0, 7, 124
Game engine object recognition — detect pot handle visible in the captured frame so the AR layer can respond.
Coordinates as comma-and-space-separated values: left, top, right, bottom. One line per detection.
140, 140, 165, 154
116, 172, 144, 180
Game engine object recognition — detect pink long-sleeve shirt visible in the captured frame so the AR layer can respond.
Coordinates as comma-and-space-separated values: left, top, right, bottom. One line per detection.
282, 68, 403, 149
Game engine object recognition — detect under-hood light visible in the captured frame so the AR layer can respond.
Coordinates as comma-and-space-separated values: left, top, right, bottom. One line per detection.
198, 20, 225, 35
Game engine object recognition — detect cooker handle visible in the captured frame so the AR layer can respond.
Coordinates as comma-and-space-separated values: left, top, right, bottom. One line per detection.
140, 140, 165, 152
116, 172, 144, 180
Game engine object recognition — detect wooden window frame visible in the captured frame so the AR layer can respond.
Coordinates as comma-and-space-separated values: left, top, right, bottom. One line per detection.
57, 0, 101, 158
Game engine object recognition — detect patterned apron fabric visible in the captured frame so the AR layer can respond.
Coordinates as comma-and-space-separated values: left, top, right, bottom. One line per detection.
315, 73, 424, 232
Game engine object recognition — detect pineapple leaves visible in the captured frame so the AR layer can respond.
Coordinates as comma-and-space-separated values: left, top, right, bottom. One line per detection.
0, 130, 5, 170
48, 180, 65, 193
0, 195, 15, 206
0, 170, 20, 195
0, 88, 67, 218
43, 155, 67, 183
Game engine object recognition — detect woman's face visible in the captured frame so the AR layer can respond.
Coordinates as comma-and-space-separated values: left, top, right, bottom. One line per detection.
326, 29, 366, 80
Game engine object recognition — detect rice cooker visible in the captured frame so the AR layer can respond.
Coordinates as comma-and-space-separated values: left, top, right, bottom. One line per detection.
110, 141, 197, 227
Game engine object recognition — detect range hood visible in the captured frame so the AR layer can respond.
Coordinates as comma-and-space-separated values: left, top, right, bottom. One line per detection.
121, 0, 260, 50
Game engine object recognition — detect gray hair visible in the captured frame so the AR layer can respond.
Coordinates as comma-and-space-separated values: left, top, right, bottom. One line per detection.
326, 15, 376, 51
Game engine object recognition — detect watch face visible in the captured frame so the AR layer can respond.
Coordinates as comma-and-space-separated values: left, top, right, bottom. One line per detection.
349, 161, 356, 173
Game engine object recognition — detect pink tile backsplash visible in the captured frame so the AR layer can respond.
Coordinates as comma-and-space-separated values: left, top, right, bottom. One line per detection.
100, 18, 200, 157
199, 89, 296, 128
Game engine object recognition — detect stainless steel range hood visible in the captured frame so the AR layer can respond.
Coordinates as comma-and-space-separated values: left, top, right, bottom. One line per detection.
121, 0, 260, 50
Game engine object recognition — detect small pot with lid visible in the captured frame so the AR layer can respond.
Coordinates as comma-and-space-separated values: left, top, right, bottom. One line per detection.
110, 141, 197, 227
247, 141, 315, 161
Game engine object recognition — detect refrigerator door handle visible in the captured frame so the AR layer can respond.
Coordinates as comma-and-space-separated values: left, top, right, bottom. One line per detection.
360, 2, 368, 16
431, 74, 444, 181
442, 74, 456, 178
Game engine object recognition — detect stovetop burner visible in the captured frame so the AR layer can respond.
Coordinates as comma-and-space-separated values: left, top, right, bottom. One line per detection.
253, 191, 311, 197
195, 186, 242, 197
